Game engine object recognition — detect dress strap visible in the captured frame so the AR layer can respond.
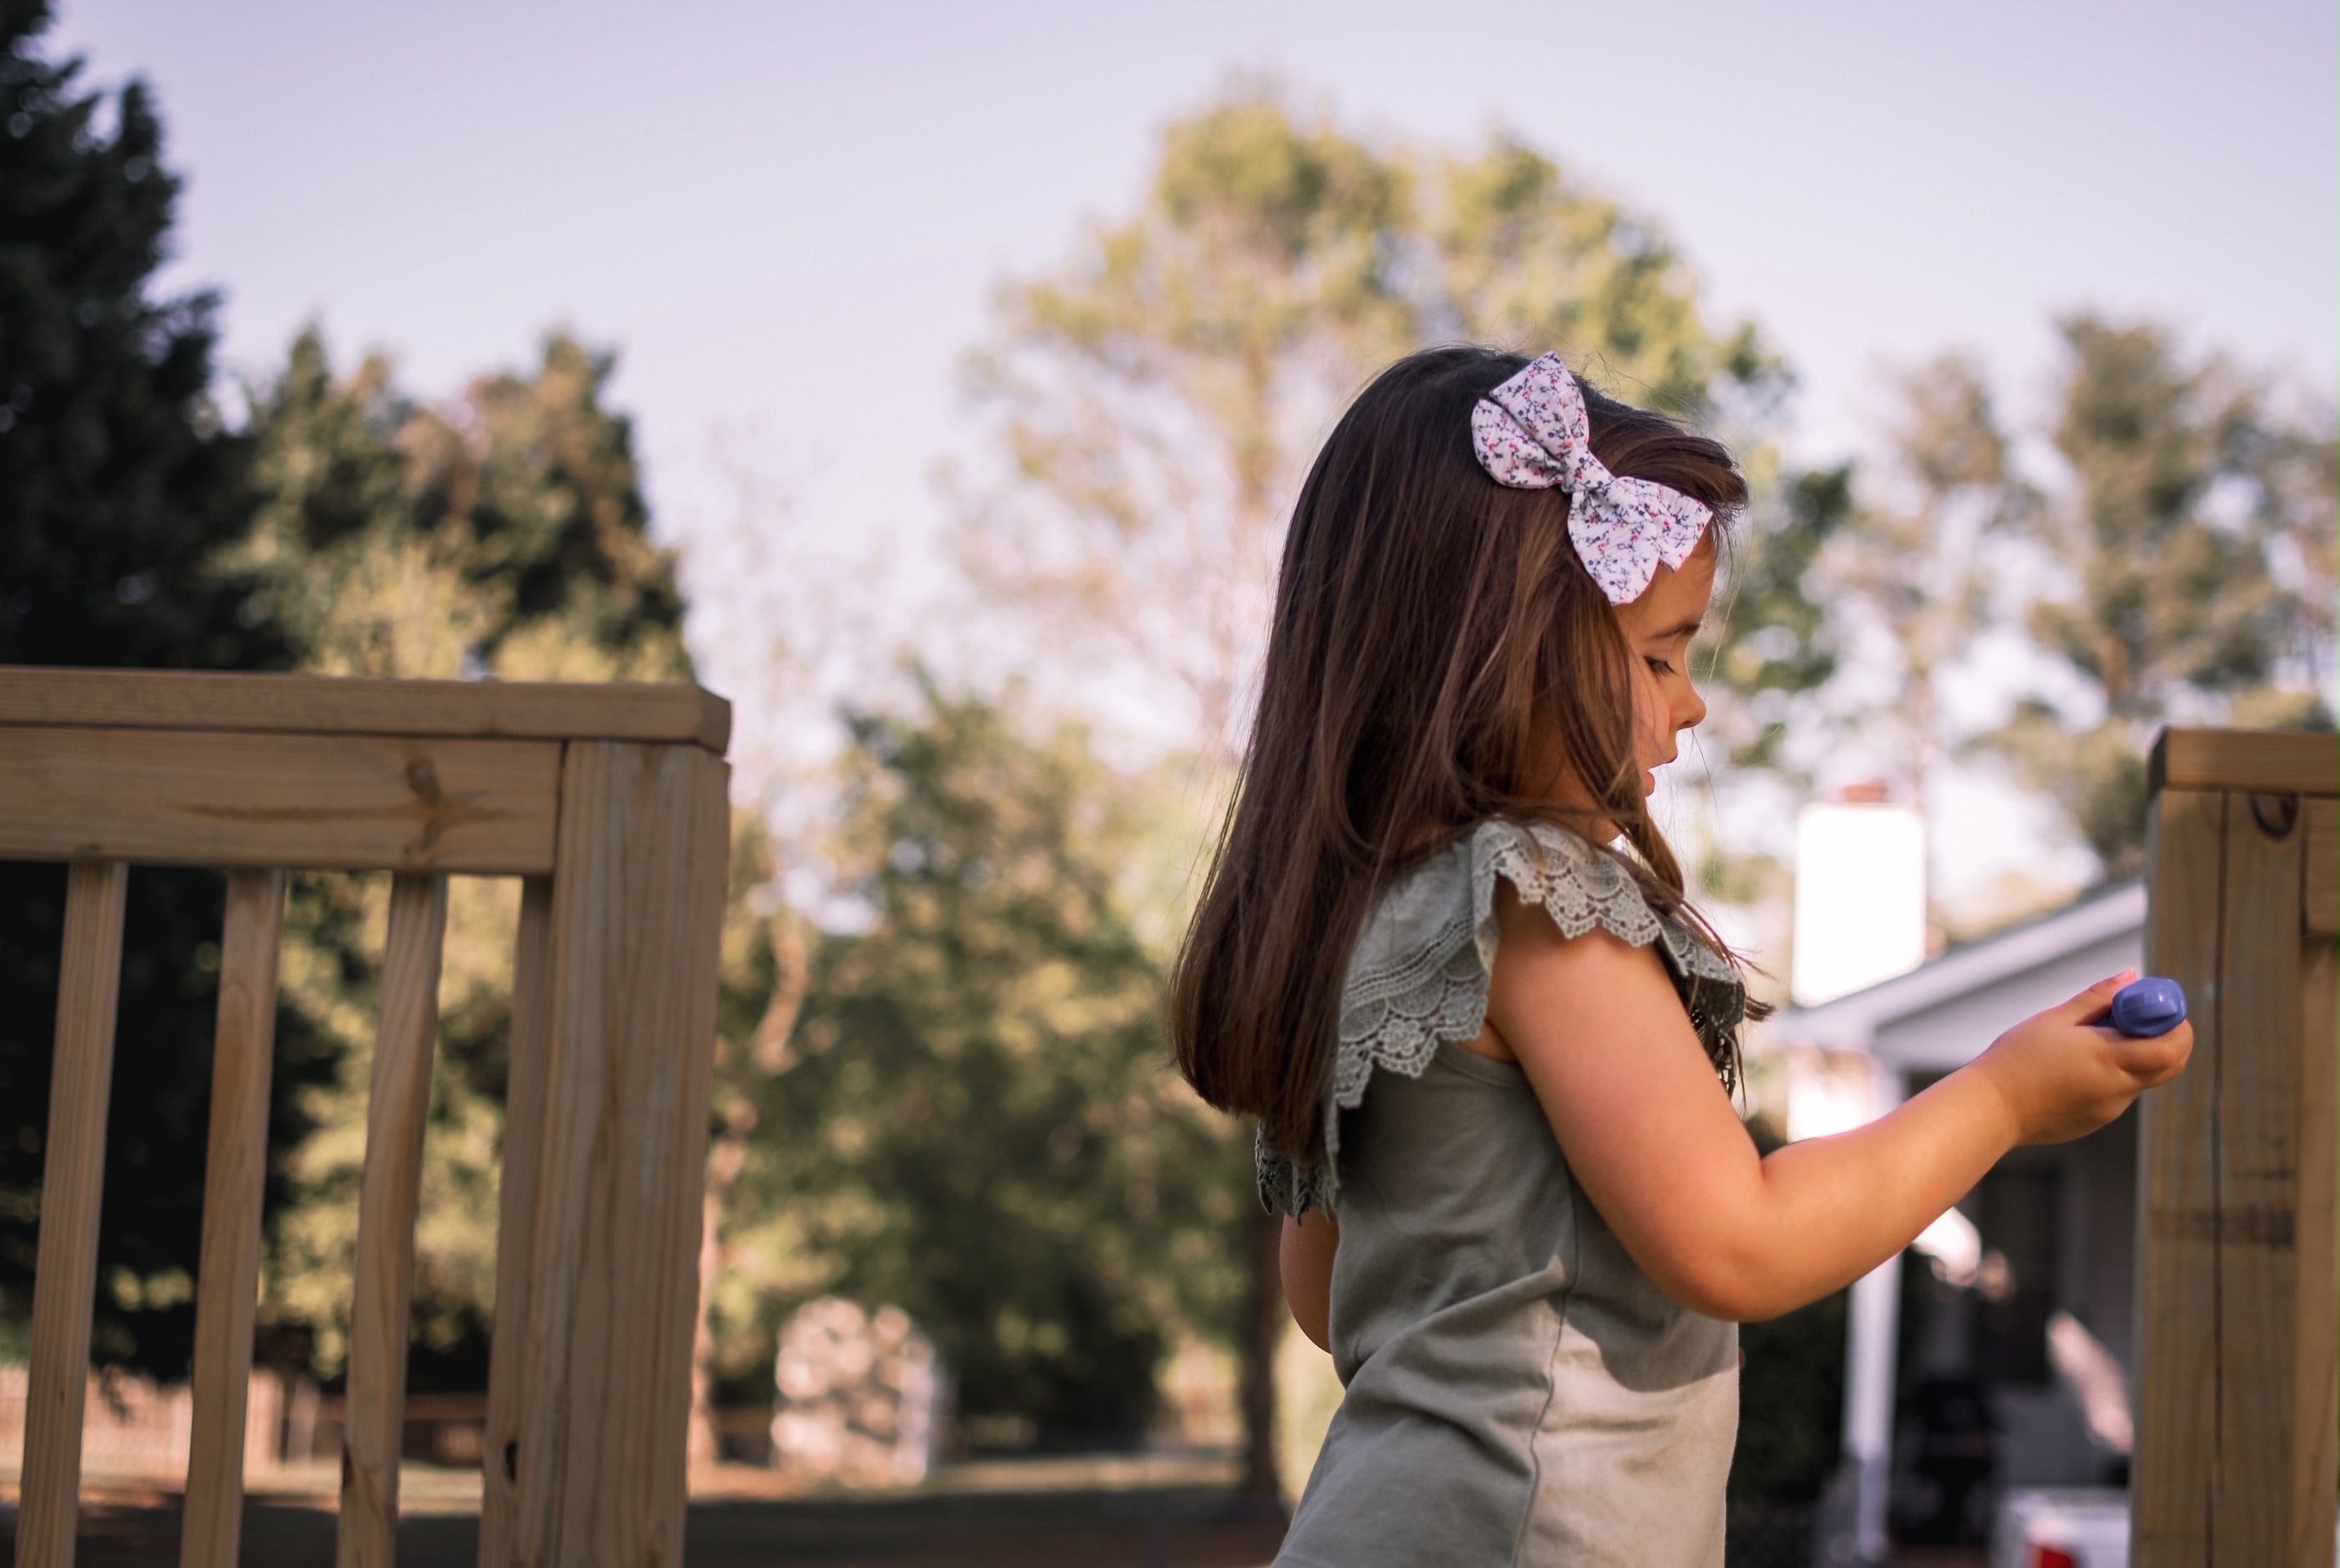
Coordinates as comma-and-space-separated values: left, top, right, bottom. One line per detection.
1257, 819, 1745, 1216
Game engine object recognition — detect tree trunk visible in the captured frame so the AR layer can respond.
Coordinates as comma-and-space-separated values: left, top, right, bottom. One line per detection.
686, 1136, 746, 1469
685, 894, 809, 1471
1238, 1195, 1285, 1507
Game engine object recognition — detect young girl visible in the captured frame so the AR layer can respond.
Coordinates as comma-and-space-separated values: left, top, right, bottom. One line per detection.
1168, 346, 2191, 1565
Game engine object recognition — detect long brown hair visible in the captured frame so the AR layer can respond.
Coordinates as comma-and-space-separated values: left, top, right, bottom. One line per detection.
1170, 345, 1752, 1165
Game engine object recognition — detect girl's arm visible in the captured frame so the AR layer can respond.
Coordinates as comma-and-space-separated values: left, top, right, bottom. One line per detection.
1281, 1211, 1339, 1351
1484, 890, 2191, 1323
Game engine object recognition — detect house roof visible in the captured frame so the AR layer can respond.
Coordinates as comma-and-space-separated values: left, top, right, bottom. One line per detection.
1768, 880, 2145, 1061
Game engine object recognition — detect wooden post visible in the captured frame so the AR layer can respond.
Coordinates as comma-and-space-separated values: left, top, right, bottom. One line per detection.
489, 741, 729, 1566
19, 861, 130, 1568
2133, 730, 2339, 1567
181, 869, 289, 1568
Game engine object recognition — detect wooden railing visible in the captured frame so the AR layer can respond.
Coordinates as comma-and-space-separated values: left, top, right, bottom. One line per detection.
1, 666, 733, 1568
2135, 728, 2338, 1566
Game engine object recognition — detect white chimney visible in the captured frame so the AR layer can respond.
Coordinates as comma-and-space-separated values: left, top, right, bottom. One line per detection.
1790, 797, 1927, 1006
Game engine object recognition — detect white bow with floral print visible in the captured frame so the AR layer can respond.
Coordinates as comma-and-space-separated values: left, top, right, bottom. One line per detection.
1469, 352, 1713, 605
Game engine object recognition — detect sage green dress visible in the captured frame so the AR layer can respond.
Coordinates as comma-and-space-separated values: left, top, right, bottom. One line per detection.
1259, 819, 1747, 1567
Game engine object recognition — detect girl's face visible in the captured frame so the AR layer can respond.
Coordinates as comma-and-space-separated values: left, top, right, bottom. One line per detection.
1614, 535, 1716, 797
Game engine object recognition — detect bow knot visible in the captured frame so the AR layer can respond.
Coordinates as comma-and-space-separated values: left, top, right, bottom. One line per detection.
1470, 353, 1712, 605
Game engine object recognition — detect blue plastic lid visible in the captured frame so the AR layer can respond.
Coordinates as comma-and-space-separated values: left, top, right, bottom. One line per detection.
2108, 976, 2187, 1038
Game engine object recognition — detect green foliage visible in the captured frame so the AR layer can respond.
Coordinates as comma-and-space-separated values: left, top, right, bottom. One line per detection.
0, 0, 325, 1379
1427, 135, 1777, 420
0, 0, 280, 673
736, 683, 1247, 1441
230, 331, 701, 1385
234, 328, 690, 685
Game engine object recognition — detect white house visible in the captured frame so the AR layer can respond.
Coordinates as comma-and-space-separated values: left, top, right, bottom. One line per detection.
1768, 880, 2147, 1561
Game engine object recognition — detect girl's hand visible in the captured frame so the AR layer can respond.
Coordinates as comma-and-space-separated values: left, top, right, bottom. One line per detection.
1970, 970, 2194, 1146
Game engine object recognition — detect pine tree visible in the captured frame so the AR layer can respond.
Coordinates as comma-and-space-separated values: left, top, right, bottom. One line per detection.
0, 0, 320, 1377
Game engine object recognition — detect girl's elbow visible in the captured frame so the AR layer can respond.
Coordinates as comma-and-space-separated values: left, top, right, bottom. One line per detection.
1647, 1243, 1788, 1323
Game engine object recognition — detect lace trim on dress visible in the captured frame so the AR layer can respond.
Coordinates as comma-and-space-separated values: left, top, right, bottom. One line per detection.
1256, 819, 1745, 1216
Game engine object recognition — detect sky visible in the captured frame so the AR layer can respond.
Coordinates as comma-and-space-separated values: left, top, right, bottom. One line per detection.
46, 0, 2340, 910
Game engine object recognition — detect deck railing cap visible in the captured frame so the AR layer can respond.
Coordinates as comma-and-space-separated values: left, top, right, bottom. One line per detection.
0, 665, 730, 754
2148, 726, 2338, 797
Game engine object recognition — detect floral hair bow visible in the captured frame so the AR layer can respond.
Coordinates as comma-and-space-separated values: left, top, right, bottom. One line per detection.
1470, 352, 1712, 605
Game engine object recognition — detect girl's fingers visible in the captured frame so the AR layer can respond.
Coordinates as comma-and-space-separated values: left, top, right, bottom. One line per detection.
2108, 1021, 2192, 1086
2045, 970, 2139, 1026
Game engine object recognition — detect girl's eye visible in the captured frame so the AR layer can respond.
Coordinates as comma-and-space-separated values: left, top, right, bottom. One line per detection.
1645, 656, 1675, 676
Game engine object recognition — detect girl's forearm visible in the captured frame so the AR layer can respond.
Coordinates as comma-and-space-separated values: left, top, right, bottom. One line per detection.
1716, 1065, 2018, 1320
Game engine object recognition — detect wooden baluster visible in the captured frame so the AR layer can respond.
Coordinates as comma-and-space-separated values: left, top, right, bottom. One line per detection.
19, 860, 131, 1568
477, 874, 554, 1567
335, 873, 448, 1568
180, 869, 288, 1568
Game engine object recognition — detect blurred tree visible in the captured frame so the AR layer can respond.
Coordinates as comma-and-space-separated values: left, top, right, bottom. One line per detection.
1842, 355, 2029, 809
0, 0, 320, 1379
232, 329, 690, 685
1778, 354, 2031, 839
0, 0, 276, 673
1994, 316, 2335, 873
733, 683, 1247, 1443
687, 812, 807, 1463
225, 330, 727, 1393
960, 81, 1815, 1495
1840, 320, 2336, 879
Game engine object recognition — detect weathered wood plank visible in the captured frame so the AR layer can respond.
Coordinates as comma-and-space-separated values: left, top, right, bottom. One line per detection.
335, 874, 448, 1568
477, 875, 554, 1568
2153, 728, 2340, 797
0, 665, 729, 754
180, 870, 288, 1568
652, 753, 732, 1540
495, 742, 729, 1566
2133, 787, 2226, 1565
0, 725, 559, 874
19, 862, 130, 1568
2294, 926, 2338, 1566
2306, 798, 2337, 937
2213, 792, 2305, 1560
